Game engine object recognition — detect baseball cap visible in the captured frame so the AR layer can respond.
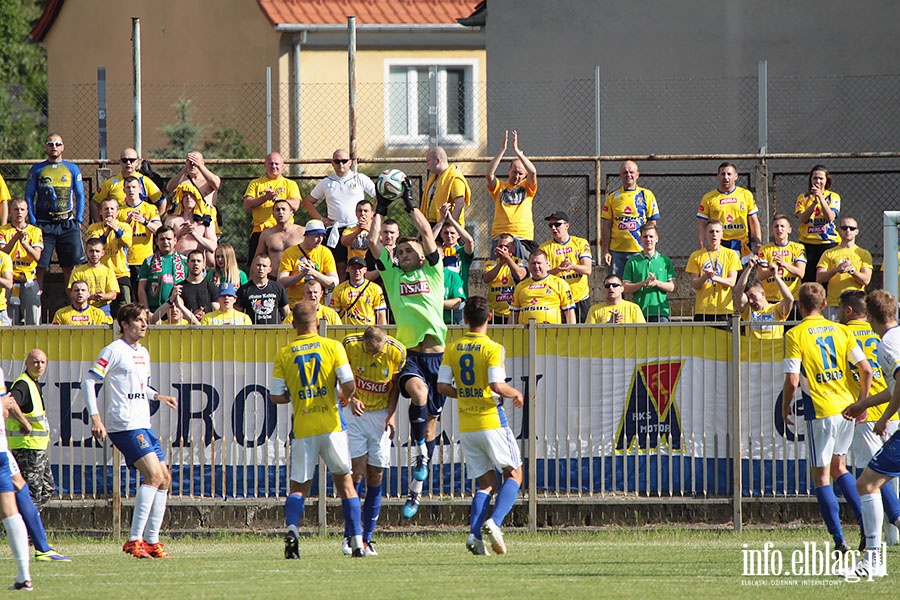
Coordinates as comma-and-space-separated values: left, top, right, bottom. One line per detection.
216, 283, 237, 298
305, 219, 326, 235
347, 256, 366, 268
545, 211, 569, 223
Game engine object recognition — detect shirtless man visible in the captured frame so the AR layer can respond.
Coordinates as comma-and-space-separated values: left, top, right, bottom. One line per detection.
166, 151, 221, 209
255, 199, 305, 271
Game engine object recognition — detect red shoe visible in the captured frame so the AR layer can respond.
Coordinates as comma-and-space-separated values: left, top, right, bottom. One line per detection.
143, 542, 172, 559
123, 539, 151, 559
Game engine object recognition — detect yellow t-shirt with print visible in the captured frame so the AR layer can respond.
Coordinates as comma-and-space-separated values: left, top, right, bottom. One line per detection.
510, 275, 574, 324
283, 304, 342, 326
484, 258, 526, 318
342, 333, 406, 411
93, 173, 163, 207
685, 246, 742, 315
118, 202, 161, 266
539, 236, 593, 302
845, 319, 894, 422
0, 224, 43, 281
697, 186, 758, 243
278, 245, 337, 305
586, 300, 646, 324
757, 241, 806, 301
741, 301, 788, 339
817, 245, 873, 307
795, 191, 841, 245
86, 221, 133, 278
330, 280, 385, 326
68, 263, 120, 309
244, 176, 300, 233
442, 332, 509, 433
601, 187, 660, 253
52, 305, 113, 326
489, 179, 536, 240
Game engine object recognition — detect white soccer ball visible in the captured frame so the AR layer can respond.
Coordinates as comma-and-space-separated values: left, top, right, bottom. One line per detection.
376, 168, 407, 201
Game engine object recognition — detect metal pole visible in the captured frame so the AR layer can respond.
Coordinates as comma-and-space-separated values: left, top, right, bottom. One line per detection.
595, 158, 603, 263
292, 35, 304, 175
527, 320, 537, 533
428, 66, 439, 147
131, 18, 142, 155
731, 312, 742, 532
266, 67, 273, 155
594, 65, 601, 156
758, 60, 767, 154
348, 17, 358, 163
97, 67, 108, 161
317, 318, 328, 533
883, 212, 900, 305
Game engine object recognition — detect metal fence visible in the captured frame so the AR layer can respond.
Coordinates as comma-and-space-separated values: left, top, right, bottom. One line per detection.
0, 318, 853, 533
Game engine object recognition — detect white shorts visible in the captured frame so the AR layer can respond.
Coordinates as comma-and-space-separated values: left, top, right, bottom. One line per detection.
459, 427, 522, 479
290, 431, 352, 484
5, 451, 19, 478
346, 409, 392, 469
806, 414, 854, 468
852, 420, 900, 468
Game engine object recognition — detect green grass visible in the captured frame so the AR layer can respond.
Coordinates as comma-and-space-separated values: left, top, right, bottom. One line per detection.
16, 528, 898, 598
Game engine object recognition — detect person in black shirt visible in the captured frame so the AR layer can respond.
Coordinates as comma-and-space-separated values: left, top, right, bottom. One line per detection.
179, 249, 218, 320
236, 254, 290, 325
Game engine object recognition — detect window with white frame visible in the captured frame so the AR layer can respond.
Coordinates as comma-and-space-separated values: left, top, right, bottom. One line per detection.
385, 60, 477, 147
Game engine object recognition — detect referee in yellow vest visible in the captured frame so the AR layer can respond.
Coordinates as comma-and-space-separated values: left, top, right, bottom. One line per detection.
7, 349, 54, 509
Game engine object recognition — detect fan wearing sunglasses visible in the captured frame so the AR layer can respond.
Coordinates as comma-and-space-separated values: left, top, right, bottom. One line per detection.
816, 217, 872, 321
91, 148, 166, 222
585, 274, 645, 324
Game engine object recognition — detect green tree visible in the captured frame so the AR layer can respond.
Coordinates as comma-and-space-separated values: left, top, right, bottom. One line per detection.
154, 94, 204, 159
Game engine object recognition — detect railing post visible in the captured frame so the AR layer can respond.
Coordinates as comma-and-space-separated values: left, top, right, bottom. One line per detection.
527, 319, 538, 533
317, 318, 328, 534
731, 312, 742, 532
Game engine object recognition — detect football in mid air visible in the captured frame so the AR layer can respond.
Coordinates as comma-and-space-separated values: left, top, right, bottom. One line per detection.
376, 168, 407, 201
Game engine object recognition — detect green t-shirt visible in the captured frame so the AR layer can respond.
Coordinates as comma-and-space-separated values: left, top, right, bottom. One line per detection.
138, 252, 188, 311
621, 251, 675, 319
379, 247, 447, 348
443, 268, 466, 324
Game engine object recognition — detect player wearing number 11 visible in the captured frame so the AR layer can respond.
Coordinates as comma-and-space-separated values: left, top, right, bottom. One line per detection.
782, 282, 872, 553
438, 296, 524, 556
270, 301, 364, 559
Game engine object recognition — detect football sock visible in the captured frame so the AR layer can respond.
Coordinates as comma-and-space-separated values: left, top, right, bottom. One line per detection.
342, 497, 362, 538
285, 493, 304, 528
408, 478, 424, 496
3, 515, 30, 584
15, 485, 50, 553
425, 438, 437, 462
836, 472, 864, 531
814, 484, 844, 545
469, 490, 492, 538
881, 483, 900, 523
491, 478, 521, 527
130, 484, 158, 541
409, 404, 428, 444
145, 489, 169, 544
363, 481, 382, 542
861, 493, 884, 552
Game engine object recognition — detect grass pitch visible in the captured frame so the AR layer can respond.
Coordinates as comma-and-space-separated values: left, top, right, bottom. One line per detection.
17, 528, 896, 598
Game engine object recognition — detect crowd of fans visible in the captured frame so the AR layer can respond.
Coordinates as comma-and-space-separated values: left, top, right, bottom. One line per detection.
0, 131, 882, 335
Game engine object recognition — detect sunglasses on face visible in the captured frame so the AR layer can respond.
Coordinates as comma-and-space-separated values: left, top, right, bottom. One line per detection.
840, 225, 858, 231
549, 222, 566, 228
332, 159, 350, 165
604, 283, 622, 289
45, 141, 63, 147
121, 157, 139, 163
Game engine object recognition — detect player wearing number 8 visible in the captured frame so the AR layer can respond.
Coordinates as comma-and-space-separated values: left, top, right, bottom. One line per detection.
782, 282, 873, 553
270, 301, 365, 558
438, 296, 524, 555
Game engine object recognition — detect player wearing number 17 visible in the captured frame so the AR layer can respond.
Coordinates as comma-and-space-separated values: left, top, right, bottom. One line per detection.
270, 301, 365, 559
438, 296, 524, 556
782, 282, 872, 553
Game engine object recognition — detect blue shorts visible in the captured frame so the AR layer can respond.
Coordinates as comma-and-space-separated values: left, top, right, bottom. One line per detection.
868, 430, 900, 477
108, 428, 165, 469
400, 351, 446, 418
0, 453, 13, 493
37, 219, 86, 269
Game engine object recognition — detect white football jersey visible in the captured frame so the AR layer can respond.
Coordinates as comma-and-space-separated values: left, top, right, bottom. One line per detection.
88, 338, 153, 432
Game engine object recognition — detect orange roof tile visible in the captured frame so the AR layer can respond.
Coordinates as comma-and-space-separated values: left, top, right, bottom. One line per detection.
257, 0, 480, 26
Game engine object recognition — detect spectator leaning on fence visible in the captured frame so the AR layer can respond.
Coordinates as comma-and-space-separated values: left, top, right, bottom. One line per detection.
330, 256, 386, 326
421, 146, 471, 227
622, 222, 675, 322
686, 219, 741, 323
86, 197, 133, 316
733, 255, 792, 340
302, 149, 376, 282
278, 219, 338, 306
149, 290, 196, 326
51, 280, 113, 326
199, 283, 251, 326
510, 249, 575, 325
283, 278, 342, 326
601, 160, 660, 276
782, 282, 871, 556
586, 274, 646, 324
256, 199, 306, 273
815, 216, 872, 322
91, 147, 166, 221
539, 211, 592, 323
795, 165, 840, 283
696, 162, 761, 264
68, 238, 119, 316
486, 130, 538, 252
243, 152, 300, 265
120, 175, 163, 288
483, 233, 528, 325
755, 213, 806, 320
26, 133, 86, 292
0, 198, 43, 325
236, 253, 290, 325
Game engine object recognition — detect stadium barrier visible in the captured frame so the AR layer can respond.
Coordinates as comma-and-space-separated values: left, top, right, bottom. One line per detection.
1, 318, 841, 531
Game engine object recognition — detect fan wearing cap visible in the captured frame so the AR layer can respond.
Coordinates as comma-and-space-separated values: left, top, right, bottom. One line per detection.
200, 283, 252, 325
538, 211, 593, 322
331, 256, 386, 326
277, 219, 338, 306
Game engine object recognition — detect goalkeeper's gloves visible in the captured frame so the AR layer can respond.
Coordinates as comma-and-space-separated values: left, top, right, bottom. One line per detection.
375, 189, 391, 216
402, 179, 416, 213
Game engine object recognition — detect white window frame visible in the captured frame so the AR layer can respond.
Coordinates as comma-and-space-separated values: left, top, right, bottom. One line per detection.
383, 58, 479, 149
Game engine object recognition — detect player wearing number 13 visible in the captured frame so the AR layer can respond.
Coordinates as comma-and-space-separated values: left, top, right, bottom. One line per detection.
438, 296, 524, 556
270, 301, 364, 559
782, 282, 872, 552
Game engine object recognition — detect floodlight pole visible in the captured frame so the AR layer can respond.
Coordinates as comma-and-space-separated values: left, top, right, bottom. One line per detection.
884, 212, 900, 306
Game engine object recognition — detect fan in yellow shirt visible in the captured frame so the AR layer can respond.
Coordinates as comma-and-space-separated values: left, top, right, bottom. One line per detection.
734, 255, 792, 339
586, 274, 646, 324
69, 238, 120, 315
330, 257, 386, 325
199, 284, 252, 325
510, 250, 574, 325
815, 217, 872, 319
284, 279, 343, 326
52, 280, 113, 325
686, 219, 741, 321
